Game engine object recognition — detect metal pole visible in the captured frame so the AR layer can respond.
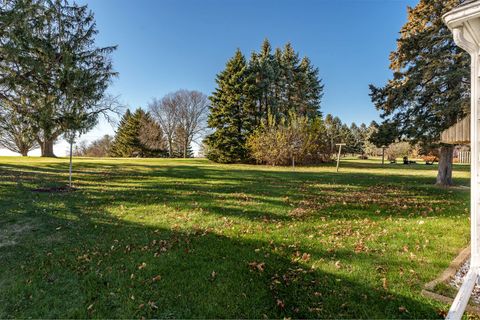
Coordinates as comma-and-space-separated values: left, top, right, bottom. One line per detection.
69, 141, 73, 188
336, 145, 342, 172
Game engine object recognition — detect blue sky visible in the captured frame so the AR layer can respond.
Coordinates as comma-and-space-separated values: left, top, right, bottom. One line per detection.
2, 0, 419, 156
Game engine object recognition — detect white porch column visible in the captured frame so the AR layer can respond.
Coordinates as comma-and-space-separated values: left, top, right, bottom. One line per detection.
443, 1, 480, 319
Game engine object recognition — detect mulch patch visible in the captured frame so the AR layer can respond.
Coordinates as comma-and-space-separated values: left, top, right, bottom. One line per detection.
32, 185, 78, 193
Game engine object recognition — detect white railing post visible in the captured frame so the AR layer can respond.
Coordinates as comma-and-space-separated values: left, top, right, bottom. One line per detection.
443, 2, 480, 318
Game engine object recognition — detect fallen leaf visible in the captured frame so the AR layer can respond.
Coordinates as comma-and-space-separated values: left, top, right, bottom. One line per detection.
302, 253, 311, 261
276, 299, 285, 309
382, 278, 388, 290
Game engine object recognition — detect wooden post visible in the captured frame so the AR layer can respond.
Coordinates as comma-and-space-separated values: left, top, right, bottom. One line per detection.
336, 143, 346, 172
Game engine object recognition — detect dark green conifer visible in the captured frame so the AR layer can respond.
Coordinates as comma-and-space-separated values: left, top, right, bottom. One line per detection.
205, 49, 251, 163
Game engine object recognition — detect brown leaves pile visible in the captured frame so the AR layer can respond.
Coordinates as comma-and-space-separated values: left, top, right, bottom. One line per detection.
248, 261, 266, 272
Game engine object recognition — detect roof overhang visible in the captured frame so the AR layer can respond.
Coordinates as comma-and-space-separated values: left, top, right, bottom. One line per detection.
443, 1, 480, 53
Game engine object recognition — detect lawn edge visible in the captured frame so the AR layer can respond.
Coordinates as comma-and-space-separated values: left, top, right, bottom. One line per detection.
421, 245, 480, 314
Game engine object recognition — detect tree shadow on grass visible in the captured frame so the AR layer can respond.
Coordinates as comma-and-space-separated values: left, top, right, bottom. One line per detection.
0, 160, 469, 222
0, 159, 464, 317
0, 196, 444, 318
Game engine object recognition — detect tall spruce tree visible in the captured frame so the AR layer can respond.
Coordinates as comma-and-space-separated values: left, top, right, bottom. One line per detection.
369, 0, 469, 186
248, 39, 277, 125
110, 110, 134, 157
0, 0, 117, 157
206, 49, 251, 163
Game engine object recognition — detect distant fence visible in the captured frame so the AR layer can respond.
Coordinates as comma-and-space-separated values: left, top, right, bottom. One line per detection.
456, 151, 471, 164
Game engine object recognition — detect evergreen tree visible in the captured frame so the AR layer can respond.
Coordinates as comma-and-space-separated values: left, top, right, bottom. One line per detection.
346, 123, 365, 155
324, 114, 343, 153
206, 49, 251, 163
340, 124, 354, 155
110, 110, 134, 157
297, 57, 324, 118
110, 109, 165, 157
0, 0, 117, 157
369, 0, 469, 186
364, 121, 381, 156
248, 39, 277, 126
369, 121, 399, 149
206, 39, 324, 163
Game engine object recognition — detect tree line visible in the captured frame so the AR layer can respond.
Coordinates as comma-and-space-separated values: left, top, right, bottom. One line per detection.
75, 90, 209, 158
0, 0, 470, 186
204, 39, 325, 164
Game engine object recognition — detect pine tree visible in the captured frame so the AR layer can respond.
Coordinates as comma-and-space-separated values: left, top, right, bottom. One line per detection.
296, 57, 323, 119
369, 0, 469, 186
206, 40, 324, 163
206, 49, 251, 163
110, 108, 164, 157
324, 114, 343, 153
364, 121, 381, 156
248, 39, 277, 126
110, 110, 134, 157
279, 43, 300, 117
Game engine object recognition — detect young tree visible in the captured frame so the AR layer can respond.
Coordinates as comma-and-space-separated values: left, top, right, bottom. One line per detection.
369, 0, 469, 186
247, 114, 330, 166
206, 49, 251, 163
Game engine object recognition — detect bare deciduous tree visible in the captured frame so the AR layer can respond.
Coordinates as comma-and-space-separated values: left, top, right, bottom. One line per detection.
149, 90, 209, 158
0, 106, 38, 156
176, 90, 209, 158
148, 95, 179, 157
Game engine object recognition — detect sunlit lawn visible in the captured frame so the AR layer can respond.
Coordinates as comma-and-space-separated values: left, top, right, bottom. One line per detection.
0, 156, 471, 318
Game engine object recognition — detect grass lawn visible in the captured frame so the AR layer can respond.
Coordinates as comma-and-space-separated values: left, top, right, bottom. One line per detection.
0, 156, 471, 318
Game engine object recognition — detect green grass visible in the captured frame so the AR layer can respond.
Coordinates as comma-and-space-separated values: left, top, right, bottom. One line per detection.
0, 156, 471, 318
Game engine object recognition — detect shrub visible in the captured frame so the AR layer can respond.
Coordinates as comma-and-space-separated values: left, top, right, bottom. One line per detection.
246, 114, 332, 166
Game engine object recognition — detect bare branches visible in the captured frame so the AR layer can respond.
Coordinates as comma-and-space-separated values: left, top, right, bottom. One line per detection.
0, 106, 38, 156
148, 90, 209, 158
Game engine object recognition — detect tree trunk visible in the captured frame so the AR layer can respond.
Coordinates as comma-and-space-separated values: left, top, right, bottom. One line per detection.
183, 138, 189, 158
436, 145, 454, 187
40, 138, 56, 157
167, 137, 173, 158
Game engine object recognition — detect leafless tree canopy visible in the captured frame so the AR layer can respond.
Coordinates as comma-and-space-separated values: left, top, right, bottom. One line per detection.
138, 115, 166, 151
73, 135, 113, 157
0, 106, 38, 156
148, 90, 209, 157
